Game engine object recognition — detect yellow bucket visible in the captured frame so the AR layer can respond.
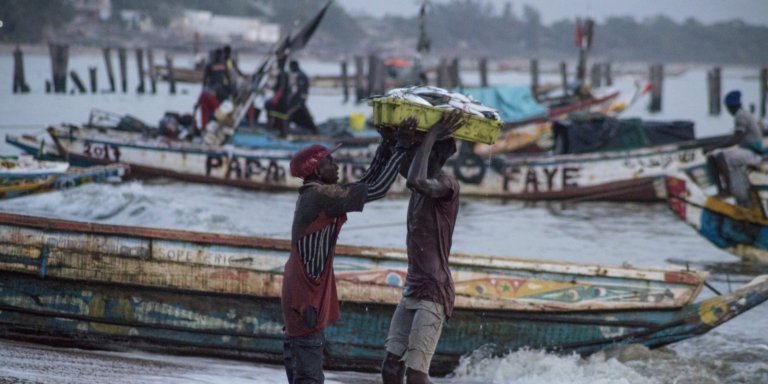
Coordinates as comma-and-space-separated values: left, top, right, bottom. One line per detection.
349, 113, 367, 131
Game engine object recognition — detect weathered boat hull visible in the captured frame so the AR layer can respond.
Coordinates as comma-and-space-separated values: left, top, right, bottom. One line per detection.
2, 270, 765, 374
665, 172, 768, 262
0, 163, 128, 200
487, 90, 621, 154
6, 126, 719, 201
1, 212, 767, 375
454, 140, 714, 201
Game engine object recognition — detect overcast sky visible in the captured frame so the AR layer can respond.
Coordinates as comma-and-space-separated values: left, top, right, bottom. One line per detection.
334, 0, 768, 27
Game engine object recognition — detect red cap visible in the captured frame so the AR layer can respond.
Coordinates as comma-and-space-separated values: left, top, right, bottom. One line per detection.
289, 143, 342, 179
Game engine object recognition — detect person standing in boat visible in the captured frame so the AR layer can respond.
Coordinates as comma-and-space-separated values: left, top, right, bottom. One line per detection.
205, 48, 232, 103
196, 49, 230, 130
266, 54, 291, 137
281, 120, 415, 384
381, 111, 464, 384
707, 90, 764, 207
222, 45, 247, 98
287, 60, 318, 134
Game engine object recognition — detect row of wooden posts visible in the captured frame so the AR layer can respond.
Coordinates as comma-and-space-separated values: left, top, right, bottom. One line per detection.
347, 58, 767, 117
12, 45, 768, 118
13, 44, 179, 95
708, 66, 768, 117
346, 56, 615, 104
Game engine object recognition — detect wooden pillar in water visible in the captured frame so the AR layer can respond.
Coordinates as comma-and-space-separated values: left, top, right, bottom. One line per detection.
560, 62, 568, 96
147, 49, 157, 94
576, 49, 587, 86
713, 67, 721, 115
117, 47, 128, 93
707, 69, 714, 114
708, 67, 722, 115
340, 61, 349, 103
603, 62, 612, 86
760, 67, 767, 119
354, 55, 365, 101
376, 57, 387, 95
648, 63, 664, 112
530, 59, 539, 96
135, 48, 146, 94
49, 43, 69, 93
88, 67, 97, 93
437, 58, 449, 88
103, 47, 116, 92
166, 53, 176, 94
12, 46, 30, 93
590, 63, 601, 88
69, 70, 87, 93
449, 57, 461, 90
367, 54, 378, 96
479, 58, 488, 88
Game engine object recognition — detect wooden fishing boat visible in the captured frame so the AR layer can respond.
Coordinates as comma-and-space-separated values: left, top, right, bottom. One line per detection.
80, 108, 380, 148
665, 171, 768, 262
152, 65, 204, 84
6, 124, 378, 193
0, 211, 766, 375
0, 156, 128, 200
6, 125, 737, 201
466, 87, 621, 154
451, 135, 732, 201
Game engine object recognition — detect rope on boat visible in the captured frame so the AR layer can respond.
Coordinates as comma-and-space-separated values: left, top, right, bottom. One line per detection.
703, 280, 722, 295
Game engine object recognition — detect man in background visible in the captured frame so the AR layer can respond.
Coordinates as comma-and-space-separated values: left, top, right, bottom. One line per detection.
288, 60, 318, 134
707, 90, 764, 207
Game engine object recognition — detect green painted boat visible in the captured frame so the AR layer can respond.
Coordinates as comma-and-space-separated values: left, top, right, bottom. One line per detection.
0, 157, 128, 200
0, 212, 766, 375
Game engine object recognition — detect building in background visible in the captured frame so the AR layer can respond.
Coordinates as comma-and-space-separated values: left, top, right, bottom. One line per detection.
171, 10, 280, 45
71, 0, 112, 22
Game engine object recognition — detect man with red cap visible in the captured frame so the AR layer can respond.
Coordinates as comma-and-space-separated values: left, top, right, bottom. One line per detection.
282, 119, 417, 384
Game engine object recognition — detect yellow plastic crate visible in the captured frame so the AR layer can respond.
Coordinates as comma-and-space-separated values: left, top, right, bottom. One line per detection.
369, 98, 501, 145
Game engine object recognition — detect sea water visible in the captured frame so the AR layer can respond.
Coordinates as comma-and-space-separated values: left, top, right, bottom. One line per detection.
0, 51, 767, 383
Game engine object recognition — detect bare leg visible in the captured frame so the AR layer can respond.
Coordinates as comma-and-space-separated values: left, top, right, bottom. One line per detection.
406, 367, 432, 384
381, 352, 405, 384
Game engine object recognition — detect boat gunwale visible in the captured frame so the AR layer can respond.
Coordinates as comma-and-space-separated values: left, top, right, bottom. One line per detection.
0, 211, 707, 285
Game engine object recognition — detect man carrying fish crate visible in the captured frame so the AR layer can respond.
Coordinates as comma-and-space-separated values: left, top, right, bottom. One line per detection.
382, 110, 465, 384
281, 119, 417, 383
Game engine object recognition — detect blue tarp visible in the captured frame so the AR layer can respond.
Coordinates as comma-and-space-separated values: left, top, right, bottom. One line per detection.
461, 86, 548, 123
227, 133, 319, 150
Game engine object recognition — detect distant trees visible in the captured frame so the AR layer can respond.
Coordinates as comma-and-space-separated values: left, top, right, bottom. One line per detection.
2, 0, 767, 64
0, 0, 74, 43
522, 5, 541, 51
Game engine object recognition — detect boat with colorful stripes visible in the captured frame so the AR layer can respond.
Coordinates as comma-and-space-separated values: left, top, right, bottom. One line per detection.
0, 212, 766, 375
0, 156, 128, 200
6, 122, 733, 201
665, 171, 768, 262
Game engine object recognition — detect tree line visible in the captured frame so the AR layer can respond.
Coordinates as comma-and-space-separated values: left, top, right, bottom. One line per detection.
2, 0, 767, 65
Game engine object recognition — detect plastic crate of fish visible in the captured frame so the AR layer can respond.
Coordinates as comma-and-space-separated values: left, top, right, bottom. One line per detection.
369, 98, 501, 145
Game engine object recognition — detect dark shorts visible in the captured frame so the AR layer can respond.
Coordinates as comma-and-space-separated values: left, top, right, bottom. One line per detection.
284, 330, 325, 384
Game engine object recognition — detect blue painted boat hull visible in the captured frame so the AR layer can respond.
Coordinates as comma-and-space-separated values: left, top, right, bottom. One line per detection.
1, 272, 766, 375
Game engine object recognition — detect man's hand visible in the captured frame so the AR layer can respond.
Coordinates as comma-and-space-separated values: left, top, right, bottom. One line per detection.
376, 124, 396, 144
396, 117, 420, 149
430, 110, 464, 140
